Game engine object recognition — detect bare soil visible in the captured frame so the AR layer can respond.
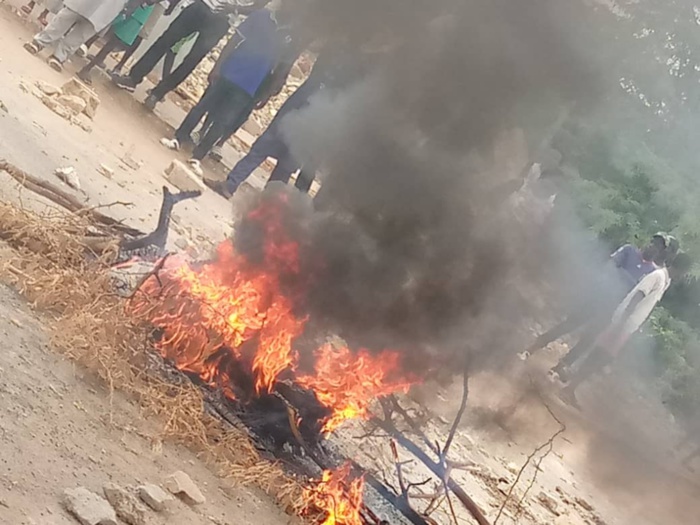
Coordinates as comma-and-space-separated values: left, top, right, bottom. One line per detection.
0, 4, 698, 525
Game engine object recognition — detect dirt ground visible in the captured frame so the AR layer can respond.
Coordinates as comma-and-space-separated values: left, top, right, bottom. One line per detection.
0, 5, 699, 525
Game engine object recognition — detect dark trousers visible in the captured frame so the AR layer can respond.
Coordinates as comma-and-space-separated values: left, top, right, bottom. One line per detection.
225, 124, 316, 194
175, 78, 253, 160
127, 0, 228, 100
200, 100, 255, 149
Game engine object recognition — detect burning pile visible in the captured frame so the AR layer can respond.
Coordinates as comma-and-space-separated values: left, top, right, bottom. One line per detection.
130, 191, 416, 435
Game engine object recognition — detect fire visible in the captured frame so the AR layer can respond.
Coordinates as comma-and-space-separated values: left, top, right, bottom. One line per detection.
303, 463, 364, 525
129, 192, 417, 432
297, 344, 414, 433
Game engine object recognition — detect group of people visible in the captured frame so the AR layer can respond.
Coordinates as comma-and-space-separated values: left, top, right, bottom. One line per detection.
523, 233, 692, 407
20, 0, 366, 197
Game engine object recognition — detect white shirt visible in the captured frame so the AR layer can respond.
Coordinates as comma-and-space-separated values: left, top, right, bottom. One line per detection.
64, 0, 129, 32
612, 267, 670, 334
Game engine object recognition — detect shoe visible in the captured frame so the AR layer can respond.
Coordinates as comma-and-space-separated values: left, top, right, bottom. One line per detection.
76, 69, 92, 85
188, 159, 203, 177
517, 351, 531, 362
47, 56, 63, 72
144, 94, 159, 111
203, 178, 233, 199
23, 41, 41, 55
20, 5, 33, 14
159, 137, 180, 151
209, 145, 223, 162
75, 44, 88, 58
111, 73, 137, 92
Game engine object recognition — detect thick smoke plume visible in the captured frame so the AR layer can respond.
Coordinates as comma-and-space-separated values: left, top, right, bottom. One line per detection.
240, 0, 596, 373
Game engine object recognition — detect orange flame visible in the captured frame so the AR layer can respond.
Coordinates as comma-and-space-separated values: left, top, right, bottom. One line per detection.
130, 194, 418, 432
297, 344, 414, 433
303, 463, 364, 525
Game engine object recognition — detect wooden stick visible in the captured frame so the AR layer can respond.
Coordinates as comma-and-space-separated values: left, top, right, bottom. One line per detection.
0, 159, 144, 237
371, 415, 492, 525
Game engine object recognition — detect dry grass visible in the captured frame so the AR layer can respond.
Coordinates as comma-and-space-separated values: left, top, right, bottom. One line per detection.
0, 200, 308, 515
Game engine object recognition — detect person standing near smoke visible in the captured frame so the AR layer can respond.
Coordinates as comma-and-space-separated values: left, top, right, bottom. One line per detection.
205, 43, 369, 198
521, 233, 678, 377
110, 0, 262, 109
560, 252, 693, 407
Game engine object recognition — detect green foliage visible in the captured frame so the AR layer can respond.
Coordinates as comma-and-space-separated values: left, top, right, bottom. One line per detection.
558, 126, 700, 420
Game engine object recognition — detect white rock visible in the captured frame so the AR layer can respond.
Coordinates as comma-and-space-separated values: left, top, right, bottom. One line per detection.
54, 166, 80, 190
62, 77, 100, 119
137, 483, 173, 512
163, 160, 206, 193
97, 164, 114, 179
103, 483, 147, 525
63, 487, 117, 525
35, 80, 62, 96
56, 94, 87, 115
164, 471, 206, 505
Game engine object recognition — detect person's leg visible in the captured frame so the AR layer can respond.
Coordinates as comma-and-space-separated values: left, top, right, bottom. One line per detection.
84, 31, 101, 50
148, 13, 227, 101
29, 7, 80, 50
162, 49, 176, 78
112, 36, 141, 73
267, 149, 298, 185
38, 9, 50, 26
524, 305, 593, 355
295, 167, 316, 193
208, 103, 254, 161
21, 1, 36, 14
118, 2, 204, 86
78, 36, 121, 82
223, 128, 283, 194
173, 81, 224, 145
191, 86, 252, 160
51, 16, 96, 63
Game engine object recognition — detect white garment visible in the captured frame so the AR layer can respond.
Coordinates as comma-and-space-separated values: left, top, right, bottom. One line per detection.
612, 267, 670, 334
33, 7, 96, 62
200, 0, 252, 14
63, 0, 128, 32
42, 0, 64, 14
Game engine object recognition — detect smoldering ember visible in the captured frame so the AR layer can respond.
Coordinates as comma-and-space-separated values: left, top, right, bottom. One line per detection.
0, 0, 700, 524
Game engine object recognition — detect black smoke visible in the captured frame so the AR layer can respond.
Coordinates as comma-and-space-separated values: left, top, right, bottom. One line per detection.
239, 0, 597, 372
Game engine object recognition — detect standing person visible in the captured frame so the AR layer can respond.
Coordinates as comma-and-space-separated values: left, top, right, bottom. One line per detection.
111, 0, 182, 74
205, 44, 362, 198
23, 0, 135, 72
21, 0, 63, 26
560, 252, 693, 407
110, 0, 262, 109
521, 234, 676, 364
159, 3, 286, 175
77, 3, 156, 84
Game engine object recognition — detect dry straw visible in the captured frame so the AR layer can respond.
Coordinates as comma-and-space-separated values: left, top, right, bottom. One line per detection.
0, 200, 308, 516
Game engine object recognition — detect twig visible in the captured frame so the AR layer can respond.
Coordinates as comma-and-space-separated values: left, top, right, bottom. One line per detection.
126, 254, 170, 300
493, 398, 565, 524
388, 395, 438, 454
442, 360, 470, 461
75, 201, 135, 214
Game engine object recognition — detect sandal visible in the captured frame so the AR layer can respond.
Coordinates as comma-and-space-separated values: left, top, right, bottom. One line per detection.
23, 41, 41, 55
20, 5, 33, 14
47, 56, 63, 72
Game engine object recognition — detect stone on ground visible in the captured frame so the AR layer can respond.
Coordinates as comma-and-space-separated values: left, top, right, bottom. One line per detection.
164, 471, 206, 505
103, 483, 147, 525
35, 80, 61, 96
137, 483, 173, 512
63, 487, 117, 525
61, 77, 100, 119
41, 95, 71, 120
56, 94, 87, 115
163, 160, 206, 193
